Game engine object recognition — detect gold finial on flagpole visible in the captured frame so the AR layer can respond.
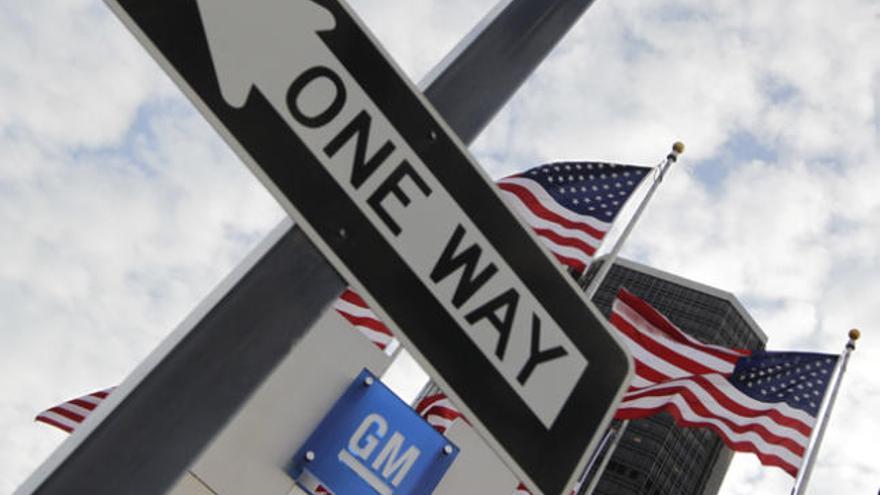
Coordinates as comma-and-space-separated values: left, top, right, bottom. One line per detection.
666, 141, 685, 163
672, 141, 685, 154
847, 328, 860, 350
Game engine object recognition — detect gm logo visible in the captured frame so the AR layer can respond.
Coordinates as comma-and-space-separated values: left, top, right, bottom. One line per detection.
339, 413, 420, 494
289, 370, 457, 495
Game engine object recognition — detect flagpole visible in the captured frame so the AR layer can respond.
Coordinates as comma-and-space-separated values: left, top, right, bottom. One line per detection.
575, 142, 682, 495
580, 142, 684, 299
579, 421, 627, 495
790, 329, 860, 495
572, 422, 616, 493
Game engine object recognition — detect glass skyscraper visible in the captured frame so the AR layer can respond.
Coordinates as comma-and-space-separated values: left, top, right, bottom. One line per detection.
579, 258, 767, 495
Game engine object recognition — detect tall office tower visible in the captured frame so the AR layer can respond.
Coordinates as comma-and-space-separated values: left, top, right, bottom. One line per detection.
580, 258, 767, 495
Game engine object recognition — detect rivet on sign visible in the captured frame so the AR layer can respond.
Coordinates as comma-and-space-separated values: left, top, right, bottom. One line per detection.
364, 376, 374, 387
429, 130, 438, 141
305, 451, 315, 462
338, 228, 346, 239
443, 445, 453, 455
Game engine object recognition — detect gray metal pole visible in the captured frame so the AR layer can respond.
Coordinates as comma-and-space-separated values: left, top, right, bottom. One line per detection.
424, 0, 600, 144
581, 421, 628, 495
573, 143, 682, 495
572, 423, 615, 493
21, 1, 603, 493
791, 329, 860, 495
582, 142, 683, 300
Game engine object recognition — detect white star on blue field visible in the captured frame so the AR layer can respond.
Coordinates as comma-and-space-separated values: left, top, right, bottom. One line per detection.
523, 162, 649, 220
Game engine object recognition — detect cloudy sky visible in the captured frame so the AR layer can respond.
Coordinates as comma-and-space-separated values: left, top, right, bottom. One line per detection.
1, 0, 878, 493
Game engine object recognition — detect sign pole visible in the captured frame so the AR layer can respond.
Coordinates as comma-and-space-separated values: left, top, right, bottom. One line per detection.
20, 1, 606, 494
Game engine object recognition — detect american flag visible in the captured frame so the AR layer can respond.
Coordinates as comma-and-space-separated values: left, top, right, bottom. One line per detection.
35, 387, 115, 433
333, 287, 399, 355
414, 384, 465, 435
513, 482, 532, 494
610, 288, 837, 476
497, 162, 650, 275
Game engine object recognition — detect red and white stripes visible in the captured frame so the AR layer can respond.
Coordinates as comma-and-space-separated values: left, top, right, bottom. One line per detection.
35, 387, 115, 433
610, 288, 813, 476
414, 387, 465, 435
334, 287, 399, 355
497, 176, 609, 274
616, 374, 813, 475
609, 288, 748, 389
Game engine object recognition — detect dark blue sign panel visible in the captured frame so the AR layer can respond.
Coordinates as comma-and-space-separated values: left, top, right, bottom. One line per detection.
289, 369, 458, 495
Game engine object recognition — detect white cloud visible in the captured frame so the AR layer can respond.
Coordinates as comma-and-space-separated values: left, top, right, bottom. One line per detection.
0, 1, 175, 147
0, 93, 283, 494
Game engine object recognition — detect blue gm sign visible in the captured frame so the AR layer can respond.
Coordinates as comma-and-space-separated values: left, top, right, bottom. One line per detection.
289, 369, 459, 495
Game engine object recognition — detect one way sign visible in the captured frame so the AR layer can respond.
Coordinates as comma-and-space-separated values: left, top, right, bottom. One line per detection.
105, 0, 632, 492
